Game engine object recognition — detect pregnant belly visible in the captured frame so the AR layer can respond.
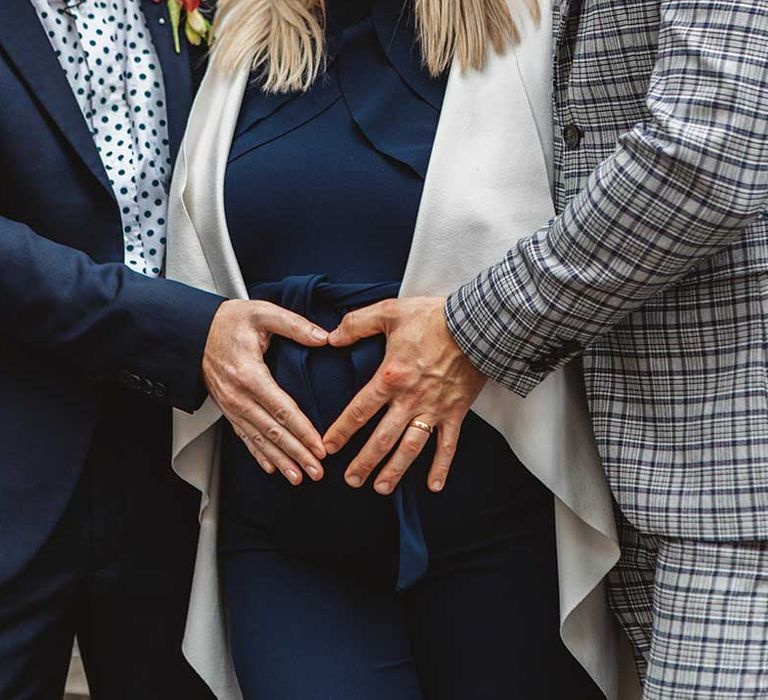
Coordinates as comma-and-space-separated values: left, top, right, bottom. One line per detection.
218, 275, 543, 576
219, 276, 410, 574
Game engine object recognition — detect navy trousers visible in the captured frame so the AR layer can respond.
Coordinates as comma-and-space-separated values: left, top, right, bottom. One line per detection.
0, 390, 213, 700
221, 500, 603, 700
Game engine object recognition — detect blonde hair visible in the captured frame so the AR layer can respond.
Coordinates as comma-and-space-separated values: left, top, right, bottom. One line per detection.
211, 0, 539, 93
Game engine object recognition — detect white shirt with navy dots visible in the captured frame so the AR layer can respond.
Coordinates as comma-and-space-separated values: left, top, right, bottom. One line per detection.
31, 0, 172, 278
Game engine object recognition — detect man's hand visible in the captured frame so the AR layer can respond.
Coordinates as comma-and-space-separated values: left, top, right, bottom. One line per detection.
203, 300, 329, 485
323, 297, 487, 495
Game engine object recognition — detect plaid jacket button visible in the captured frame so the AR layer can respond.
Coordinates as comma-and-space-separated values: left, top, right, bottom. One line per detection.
529, 359, 552, 373
563, 124, 583, 150
559, 339, 583, 355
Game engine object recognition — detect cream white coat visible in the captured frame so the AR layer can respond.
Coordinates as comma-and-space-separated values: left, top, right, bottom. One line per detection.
166, 2, 640, 697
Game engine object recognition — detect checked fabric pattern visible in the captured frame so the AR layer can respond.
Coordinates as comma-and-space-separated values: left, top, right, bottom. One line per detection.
608, 511, 768, 699
445, 0, 768, 541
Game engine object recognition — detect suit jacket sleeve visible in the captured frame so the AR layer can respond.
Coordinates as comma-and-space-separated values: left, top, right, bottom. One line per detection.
0, 214, 224, 412
445, 0, 768, 396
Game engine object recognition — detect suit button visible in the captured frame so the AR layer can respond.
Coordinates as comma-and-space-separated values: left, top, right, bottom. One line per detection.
120, 370, 141, 390
141, 378, 155, 395
529, 358, 552, 373
563, 124, 583, 150
559, 339, 583, 356
154, 382, 167, 399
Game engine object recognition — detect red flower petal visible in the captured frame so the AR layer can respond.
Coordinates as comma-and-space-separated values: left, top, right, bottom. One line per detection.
180, 0, 201, 12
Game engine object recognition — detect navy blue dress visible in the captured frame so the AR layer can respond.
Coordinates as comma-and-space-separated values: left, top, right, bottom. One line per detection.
220, 1, 602, 698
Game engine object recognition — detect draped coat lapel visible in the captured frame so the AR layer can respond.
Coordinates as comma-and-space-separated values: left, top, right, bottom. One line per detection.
167, 1, 639, 697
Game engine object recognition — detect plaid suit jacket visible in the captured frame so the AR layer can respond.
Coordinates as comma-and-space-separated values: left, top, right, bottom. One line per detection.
446, 0, 768, 540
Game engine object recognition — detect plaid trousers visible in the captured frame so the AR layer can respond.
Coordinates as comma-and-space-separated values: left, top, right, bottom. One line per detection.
608, 510, 768, 699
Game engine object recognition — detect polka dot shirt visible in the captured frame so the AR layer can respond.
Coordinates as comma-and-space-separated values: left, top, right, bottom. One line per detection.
31, 0, 172, 277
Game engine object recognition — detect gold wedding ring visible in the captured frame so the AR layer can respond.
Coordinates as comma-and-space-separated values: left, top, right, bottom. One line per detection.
408, 420, 434, 434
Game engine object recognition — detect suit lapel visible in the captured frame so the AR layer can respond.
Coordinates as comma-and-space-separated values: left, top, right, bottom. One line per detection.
553, 0, 576, 49
0, 0, 196, 199
0, 0, 114, 198
142, 0, 195, 160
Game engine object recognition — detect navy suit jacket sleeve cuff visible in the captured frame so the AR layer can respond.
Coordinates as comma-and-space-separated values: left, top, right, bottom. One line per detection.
114, 279, 225, 414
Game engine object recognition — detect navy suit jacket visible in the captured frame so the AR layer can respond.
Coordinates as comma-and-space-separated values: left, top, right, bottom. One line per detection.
0, 0, 222, 586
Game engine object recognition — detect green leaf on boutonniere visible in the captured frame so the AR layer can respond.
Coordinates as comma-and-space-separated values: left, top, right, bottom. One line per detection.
167, 0, 182, 54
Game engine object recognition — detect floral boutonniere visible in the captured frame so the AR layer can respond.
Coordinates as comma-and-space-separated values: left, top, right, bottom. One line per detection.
167, 0, 212, 54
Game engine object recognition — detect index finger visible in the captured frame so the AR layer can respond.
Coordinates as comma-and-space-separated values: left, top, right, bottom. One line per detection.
328, 300, 393, 347
323, 379, 388, 456
257, 302, 328, 346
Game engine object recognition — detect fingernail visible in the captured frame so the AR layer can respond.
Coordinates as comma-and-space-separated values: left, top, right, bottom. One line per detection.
305, 465, 321, 480
325, 440, 339, 455
374, 481, 392, 496
431, 480, 444, 492
286, 468, 301, 484
313, 444, 327, 460
311, 327, 327, 341
346, 474, 362, 488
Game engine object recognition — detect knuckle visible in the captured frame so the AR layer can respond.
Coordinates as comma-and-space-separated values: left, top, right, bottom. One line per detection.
350, 403, 368, 426
355, 461, 373, 475
380, 362, 410, 390
250, 431, 266, 447
372, 382, 390, 403
223, 362, 242, 385
229, 395, 250, 415
374, 431, 394, 450
381, 362, 404, 389
410, 383, 428, 402
266, 426, 283, 446
380, 299, 398, 318
331, 426, 349, 443
433, 457, 451, 473
402, 439, 423, 456
273, 406, 290, 426
441, 438, 457, 456
250, 300, 266, 313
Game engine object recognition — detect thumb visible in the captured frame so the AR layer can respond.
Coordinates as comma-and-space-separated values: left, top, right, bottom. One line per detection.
328, 301, 390, 347
255, 302, 328, 346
